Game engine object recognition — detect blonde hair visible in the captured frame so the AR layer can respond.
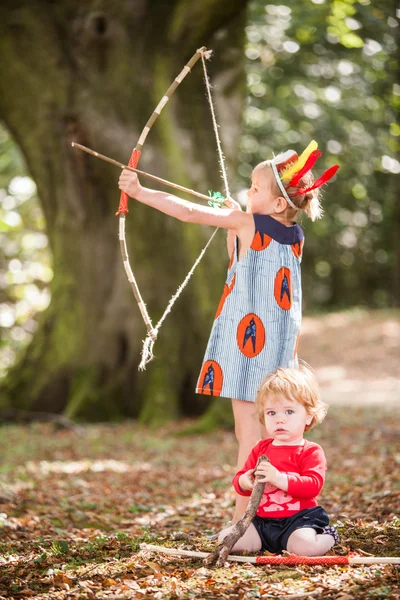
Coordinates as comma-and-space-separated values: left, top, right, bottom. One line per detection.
255, 362, 328, 431
256, 161, 323, 222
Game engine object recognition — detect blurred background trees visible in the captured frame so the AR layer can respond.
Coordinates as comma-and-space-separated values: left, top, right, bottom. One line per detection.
0, 0, 398, 421
239, 0, 398, 312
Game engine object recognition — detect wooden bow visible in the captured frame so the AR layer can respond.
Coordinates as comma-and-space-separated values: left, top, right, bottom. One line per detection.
72, 47, 229, 369
116, 48, 210, 345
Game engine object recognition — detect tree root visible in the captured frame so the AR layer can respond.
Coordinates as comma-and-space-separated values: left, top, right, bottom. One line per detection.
0, 408, 83, 432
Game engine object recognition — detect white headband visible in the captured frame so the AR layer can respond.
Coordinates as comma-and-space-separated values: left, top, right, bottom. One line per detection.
270, 160, 298, 211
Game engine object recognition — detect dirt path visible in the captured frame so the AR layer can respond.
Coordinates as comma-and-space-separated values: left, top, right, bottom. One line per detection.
299, 309, 400, 405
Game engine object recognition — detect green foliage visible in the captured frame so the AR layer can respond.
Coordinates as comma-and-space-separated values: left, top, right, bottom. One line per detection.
240, 0, 398, 309
51, 539, 69, 556
0, 124, 52, 378
128, 504, 153, 513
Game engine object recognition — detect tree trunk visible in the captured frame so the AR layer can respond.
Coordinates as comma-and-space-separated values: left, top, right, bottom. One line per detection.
0, 0, 248, 421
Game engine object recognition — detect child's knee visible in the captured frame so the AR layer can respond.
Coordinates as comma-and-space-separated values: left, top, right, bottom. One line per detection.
232, 537, 261, 553
287, 539, 313, 556
286, 528, 335, 556
218, 523, 262, 553
233, 524, 262, 553
286, 528, 316, 556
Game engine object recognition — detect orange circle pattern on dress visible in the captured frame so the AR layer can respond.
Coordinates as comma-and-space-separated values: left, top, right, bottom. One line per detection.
198, 360, 223, 396
251, 231, 272, 251
236, 313, 266, 358
291, 239, 304, 259
274, 267, 292, 310
215, 274, 236, 319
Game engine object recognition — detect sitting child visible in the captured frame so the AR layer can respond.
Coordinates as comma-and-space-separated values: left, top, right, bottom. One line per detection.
218, 363, 339, 556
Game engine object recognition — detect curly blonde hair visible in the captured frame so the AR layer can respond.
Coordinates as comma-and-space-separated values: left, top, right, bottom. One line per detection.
255, 362, 328, 431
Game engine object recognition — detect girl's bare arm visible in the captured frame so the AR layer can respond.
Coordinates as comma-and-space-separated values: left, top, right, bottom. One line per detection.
118, 170, 251, 233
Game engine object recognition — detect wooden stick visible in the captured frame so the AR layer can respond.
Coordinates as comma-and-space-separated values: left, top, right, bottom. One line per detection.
347, 557, 400, 564
140, 544, 400, 565
204, 455, 269, 567
141, 544, 252, 563
71, 142, 216, 203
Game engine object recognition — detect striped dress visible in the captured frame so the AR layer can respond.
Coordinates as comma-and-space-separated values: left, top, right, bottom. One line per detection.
196, 214, 304, 402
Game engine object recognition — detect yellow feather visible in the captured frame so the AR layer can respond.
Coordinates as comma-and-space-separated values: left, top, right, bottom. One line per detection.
280, 140, 318, 182
279, 159, 299, 183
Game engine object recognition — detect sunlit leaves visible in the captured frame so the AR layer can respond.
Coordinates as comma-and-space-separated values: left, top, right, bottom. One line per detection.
0, 125, 52, 377
381, 155, 400, 174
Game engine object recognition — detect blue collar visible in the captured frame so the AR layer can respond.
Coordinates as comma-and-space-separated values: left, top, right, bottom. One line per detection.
253, 214, 304, 245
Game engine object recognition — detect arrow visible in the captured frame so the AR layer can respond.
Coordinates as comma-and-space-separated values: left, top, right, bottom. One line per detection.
71, 142, 219, 204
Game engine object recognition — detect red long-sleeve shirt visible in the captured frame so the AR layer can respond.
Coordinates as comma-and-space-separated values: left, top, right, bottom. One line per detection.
232, 438, 327, 518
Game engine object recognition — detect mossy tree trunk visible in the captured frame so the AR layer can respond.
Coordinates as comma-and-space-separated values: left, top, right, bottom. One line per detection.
0, 0, 248, 422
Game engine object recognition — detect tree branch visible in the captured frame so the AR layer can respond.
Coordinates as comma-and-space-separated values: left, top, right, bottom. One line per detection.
204, 454, 269, 567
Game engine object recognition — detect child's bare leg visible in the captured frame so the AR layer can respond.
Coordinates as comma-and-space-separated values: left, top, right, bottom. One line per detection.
286, 527, 335, 556
218, 522, 262, 553
231, 398, 263, 523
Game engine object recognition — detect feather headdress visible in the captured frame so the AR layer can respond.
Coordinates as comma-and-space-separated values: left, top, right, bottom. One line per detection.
270, 140, 339, 207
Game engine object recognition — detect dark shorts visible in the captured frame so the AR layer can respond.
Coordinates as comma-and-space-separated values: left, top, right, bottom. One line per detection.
252, 506, 330, 554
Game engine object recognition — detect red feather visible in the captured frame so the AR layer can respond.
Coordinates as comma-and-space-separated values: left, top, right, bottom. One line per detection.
291, 164, 340, 196
286, 150, 322, 188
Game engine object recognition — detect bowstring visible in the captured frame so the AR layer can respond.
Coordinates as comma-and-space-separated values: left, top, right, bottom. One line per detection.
139, 50, 230, 369
201, 53, 231, 199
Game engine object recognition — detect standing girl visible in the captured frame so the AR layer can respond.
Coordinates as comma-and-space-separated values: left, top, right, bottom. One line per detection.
118, 140, 339, 523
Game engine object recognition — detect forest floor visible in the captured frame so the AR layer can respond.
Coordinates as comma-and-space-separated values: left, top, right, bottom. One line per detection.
0, 309, 399, 600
